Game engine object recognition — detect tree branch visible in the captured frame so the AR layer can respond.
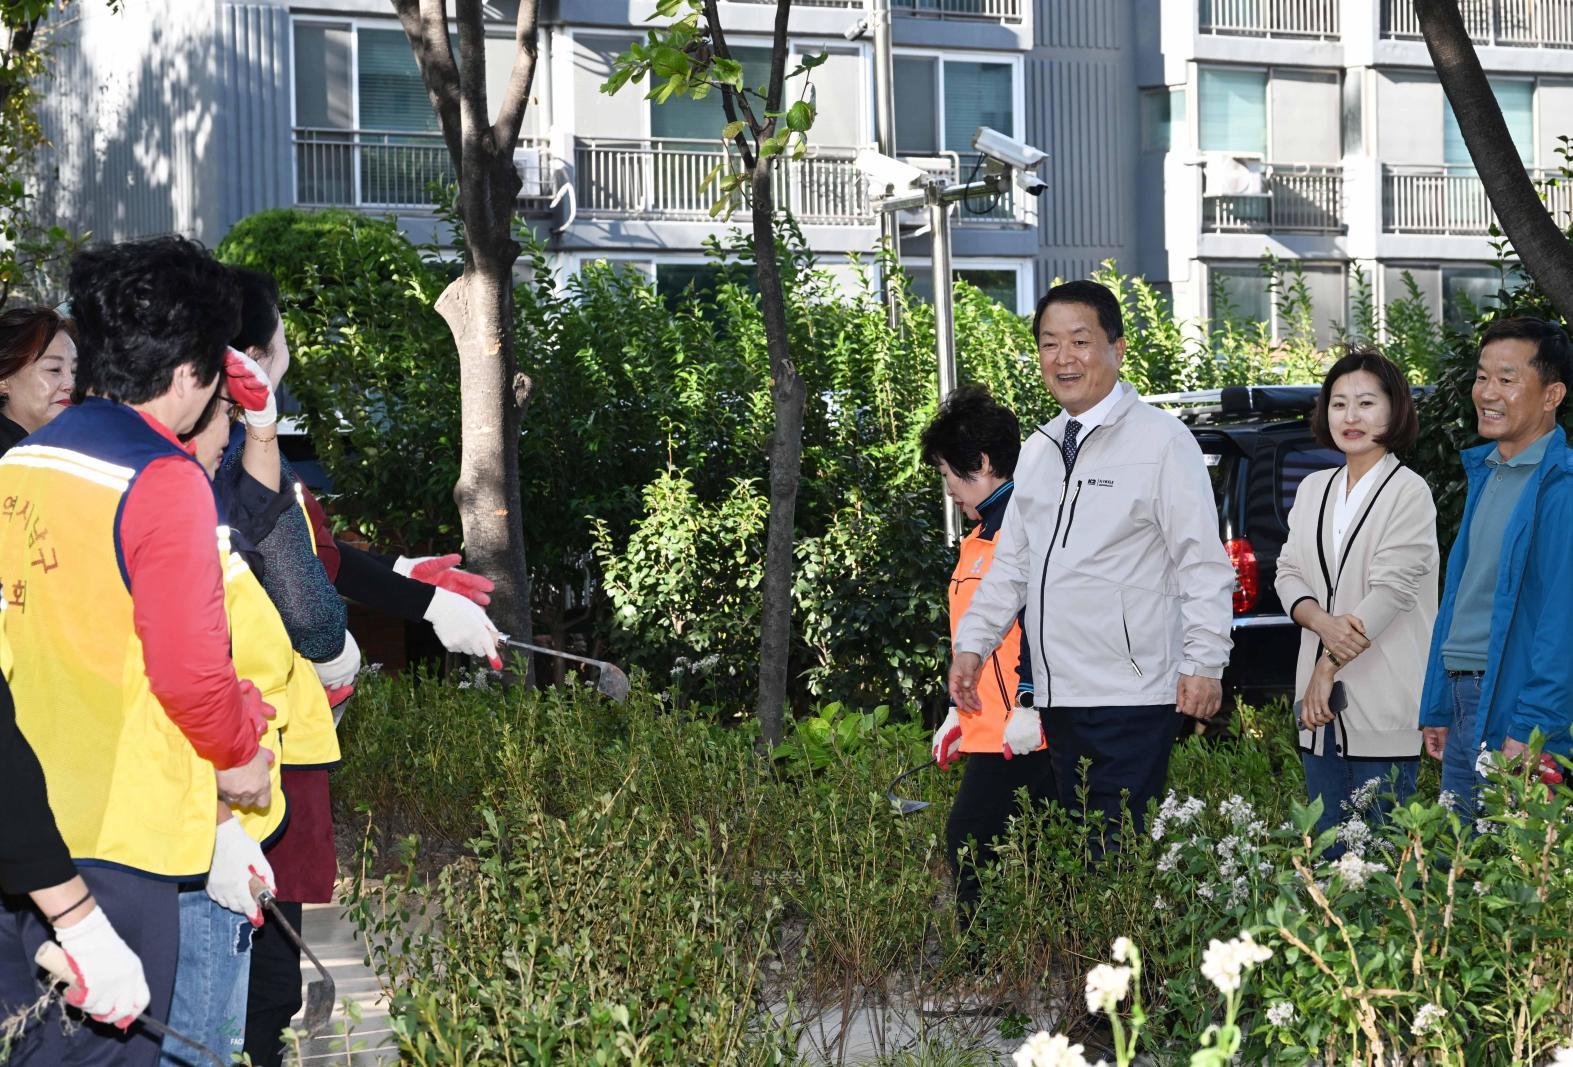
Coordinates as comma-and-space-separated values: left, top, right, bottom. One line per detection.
392, 0, 463, 170
490, 0, 538, 150
1417, 0, 1573, 322
702, 0, 757, 170
0, 14, 43, 118
452, 0, 488, 154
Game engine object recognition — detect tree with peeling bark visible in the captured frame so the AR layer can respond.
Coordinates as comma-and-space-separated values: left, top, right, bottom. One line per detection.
1416, 0, 1573, 321
392, 0, 537, 666
604, 0, 823, 746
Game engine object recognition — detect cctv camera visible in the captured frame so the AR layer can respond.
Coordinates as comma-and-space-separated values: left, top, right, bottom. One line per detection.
972, 126, 1047, 171
843, 17, 869, 41
855, 149, 930, 196
1015, 171, 1047, 197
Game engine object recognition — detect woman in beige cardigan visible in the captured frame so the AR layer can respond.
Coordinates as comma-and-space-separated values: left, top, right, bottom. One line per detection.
1275, 348, 1439, 848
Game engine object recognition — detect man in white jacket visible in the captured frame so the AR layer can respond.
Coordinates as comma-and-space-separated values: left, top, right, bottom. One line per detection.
949, 280, 1234, 846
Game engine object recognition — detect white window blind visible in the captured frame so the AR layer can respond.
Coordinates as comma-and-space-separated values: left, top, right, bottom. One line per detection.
894, 56, 937, 154
357, 28, 438, 132
1445, 78, 1532, 166
1199, 68, 1267, 155
943, 61, 1013, 153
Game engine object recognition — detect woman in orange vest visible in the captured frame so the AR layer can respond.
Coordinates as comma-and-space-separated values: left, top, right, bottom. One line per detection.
920, 384, 1056, 921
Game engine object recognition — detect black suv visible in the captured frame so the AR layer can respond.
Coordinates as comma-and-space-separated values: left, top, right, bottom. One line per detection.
1149, 386, 1343, 707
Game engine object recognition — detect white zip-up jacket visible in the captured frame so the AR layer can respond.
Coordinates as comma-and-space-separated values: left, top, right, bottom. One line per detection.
954, 384, 1235, 707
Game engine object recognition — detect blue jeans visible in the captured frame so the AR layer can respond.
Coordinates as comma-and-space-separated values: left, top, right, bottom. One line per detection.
161, 889, 252, 1067
1440, 673, 1486, 820
1300, 746, 1419, 858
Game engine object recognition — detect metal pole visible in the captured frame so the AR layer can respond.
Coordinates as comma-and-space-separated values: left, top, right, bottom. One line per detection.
870, 0, 901, 328
929, 182, 961, 544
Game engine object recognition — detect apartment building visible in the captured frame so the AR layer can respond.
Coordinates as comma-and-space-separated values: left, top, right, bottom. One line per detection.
24, 1, 1573, 330
1140, 0, 1573, 341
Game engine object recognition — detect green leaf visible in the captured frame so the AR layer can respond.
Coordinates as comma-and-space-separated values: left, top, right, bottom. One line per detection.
799, 50, 829, 70
651, 45, 690, 80
712, 58, 743, 89
785, 101, 814, 132
721, 120, 747, 141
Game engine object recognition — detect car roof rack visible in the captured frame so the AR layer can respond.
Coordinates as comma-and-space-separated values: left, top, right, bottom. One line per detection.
1145, 385, 1319, 423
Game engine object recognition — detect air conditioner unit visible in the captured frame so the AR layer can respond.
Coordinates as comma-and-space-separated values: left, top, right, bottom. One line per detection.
1201, 153, 1267, 198
514, 145, 552, 199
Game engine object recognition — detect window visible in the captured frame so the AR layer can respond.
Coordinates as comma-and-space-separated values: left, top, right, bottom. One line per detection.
1198, 68, 1267, 155
892, 55, 1016, 156
1277, 443, 1343, 517
907, 265, 1023, 312
655, 262, 758, 311
1445, 78, 1532, 166
1141, 88, 1184, 152
1442, 266, 1502, 328
652, 47, 772, 140
357, 28, 439, 132
1209, 265, 1271, 327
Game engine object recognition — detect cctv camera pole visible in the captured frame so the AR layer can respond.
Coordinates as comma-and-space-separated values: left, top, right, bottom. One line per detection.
928, 183, 960, 544
869, 0, 901, 328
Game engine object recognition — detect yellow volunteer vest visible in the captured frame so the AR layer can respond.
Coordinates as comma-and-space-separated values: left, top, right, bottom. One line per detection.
222, 537, 290, 845
0, 408, 224, 879
949, 522, 1036, 754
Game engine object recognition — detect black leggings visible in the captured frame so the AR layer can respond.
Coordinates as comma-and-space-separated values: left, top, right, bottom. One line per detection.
944, 743, 1057, 916
243, 899, 304, 1067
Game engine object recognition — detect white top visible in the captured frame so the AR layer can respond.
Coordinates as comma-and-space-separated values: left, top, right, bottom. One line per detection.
1065, 381, 1128, 432
1332, 463, 1379, 558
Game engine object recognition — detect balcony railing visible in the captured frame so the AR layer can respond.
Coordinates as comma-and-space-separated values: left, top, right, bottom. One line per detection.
1199, 0, 1340, 39
293, 128, 553, 211
1383, 164, 1573, 234
1203, 164, 1344, 233
573, 138, 869, 225
1382, 0, 1573, 47
571, 140, 1035, 228
891, 0, 1023, 20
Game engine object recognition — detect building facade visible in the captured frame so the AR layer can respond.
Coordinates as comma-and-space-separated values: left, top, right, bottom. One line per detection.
25, 0, 1573, 328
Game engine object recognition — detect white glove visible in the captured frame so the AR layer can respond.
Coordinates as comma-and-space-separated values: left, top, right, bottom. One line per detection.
932, 707, 964, 771
55, 906, 150, 1028
207, 818, 274, 926
312, 628, 361, 689
424, 586, 502, 668
223, 348, 277, 429
1002, 705, 1044, 760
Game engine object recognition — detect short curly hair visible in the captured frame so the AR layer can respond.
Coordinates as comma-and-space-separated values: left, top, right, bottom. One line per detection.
68, 236, 241, 405
920, 383, 1021, 478
1310, 346, 1419, 454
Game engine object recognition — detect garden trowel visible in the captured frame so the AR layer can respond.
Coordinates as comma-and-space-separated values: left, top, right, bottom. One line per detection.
35, 942, 226, 1067
499, 637, 631, 702
250, 878, 335, 1036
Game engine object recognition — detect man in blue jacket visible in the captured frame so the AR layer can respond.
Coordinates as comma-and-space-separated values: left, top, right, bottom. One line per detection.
1419, 317, 1573, 817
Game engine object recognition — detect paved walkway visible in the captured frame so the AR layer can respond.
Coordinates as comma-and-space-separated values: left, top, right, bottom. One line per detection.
288, 900, 398, 1065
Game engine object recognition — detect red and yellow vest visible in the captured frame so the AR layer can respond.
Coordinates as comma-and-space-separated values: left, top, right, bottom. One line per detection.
949, 519, 1034, 753
0, 401, 223, 879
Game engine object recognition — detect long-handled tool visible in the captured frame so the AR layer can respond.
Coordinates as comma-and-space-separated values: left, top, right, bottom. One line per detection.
249, 878, 335, 1036
34, 942, 227, 1067
886, 760, 936, 815
500, 637, 630, 702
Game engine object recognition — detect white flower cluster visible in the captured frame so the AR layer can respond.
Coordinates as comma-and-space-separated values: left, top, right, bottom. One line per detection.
1411, 1002, 1448, 1036
1266, 1001, 1297, 1027
1336, 817, 1372, 857
1149, 791, 1204, 841
1332, 851, 1384, 888
1013, 1032, 1108, 1067
1200, 930, 1272, 994
1345, 776, 1382, 815
1111, 936, 1134, 963
1084, 963, 1134, 1015
1476, 744, 1496, 777
1547, 1045, 1573, 1067
1218, 793, 1257, 827
670, 653, 722, 676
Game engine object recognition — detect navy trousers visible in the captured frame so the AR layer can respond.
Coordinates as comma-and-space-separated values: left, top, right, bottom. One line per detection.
944, 743, 1057, 915
0, 865, 179, 1066
1044, 703, 1178, 852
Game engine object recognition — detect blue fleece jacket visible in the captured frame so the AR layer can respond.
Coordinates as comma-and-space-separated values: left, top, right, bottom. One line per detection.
1418, 429, 1573, 755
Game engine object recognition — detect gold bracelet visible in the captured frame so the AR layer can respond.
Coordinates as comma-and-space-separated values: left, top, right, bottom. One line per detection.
1326, 651, 1343, 669
245, 425, 278, 444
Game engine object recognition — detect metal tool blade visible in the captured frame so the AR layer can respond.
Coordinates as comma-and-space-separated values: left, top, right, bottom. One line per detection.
257, 891, 335, 1036
500, 637, 631, 702
886, 761, 935, 815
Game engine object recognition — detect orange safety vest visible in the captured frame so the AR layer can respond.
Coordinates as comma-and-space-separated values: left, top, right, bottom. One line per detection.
948, 520, 1037, 753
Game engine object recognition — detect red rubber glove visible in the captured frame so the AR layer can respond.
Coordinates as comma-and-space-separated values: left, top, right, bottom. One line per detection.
223, 348, 276, 427
396, 553, 494, 606
932, 708, 963, 771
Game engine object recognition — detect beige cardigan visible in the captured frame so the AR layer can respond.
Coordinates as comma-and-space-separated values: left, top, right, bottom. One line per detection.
1274, 452, 1439, 760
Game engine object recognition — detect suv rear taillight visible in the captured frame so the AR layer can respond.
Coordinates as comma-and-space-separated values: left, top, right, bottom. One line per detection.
1224, 537, 1258, 615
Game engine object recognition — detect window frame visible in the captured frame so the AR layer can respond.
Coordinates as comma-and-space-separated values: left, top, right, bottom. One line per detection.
1192, 63, 1343, 162
898, 257, 1032, 316
889, 46, 1026, 158
1204, 259, 1347, 344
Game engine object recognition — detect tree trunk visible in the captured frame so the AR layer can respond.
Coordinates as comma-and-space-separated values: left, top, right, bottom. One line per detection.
750, 163, 805, 748
435, 151, 534, 678
1417, 0, 1573, 321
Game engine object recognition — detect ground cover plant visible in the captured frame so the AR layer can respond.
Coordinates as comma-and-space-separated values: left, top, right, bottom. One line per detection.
337, 673, 1573, 1065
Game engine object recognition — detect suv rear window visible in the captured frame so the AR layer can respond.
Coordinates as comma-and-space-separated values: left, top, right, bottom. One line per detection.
1277, 444, 1343, 518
